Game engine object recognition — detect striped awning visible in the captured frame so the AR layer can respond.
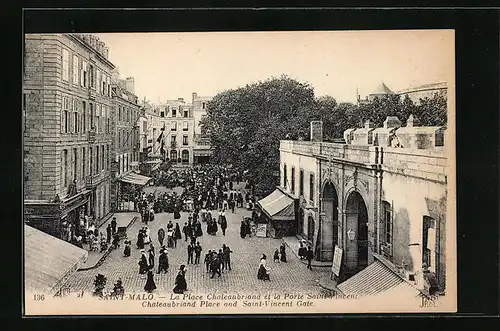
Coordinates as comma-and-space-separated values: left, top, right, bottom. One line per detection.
119, 172, 153, 186
257, 189, 295, 221
337, 260, 421, 298
24, 225, 88, 296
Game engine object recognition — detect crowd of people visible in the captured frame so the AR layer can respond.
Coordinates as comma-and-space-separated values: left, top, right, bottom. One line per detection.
91, 163, 318, 294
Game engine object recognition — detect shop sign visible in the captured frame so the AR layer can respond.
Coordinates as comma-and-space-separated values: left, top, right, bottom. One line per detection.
332, 245, 343, 276
256, 223, 267, 238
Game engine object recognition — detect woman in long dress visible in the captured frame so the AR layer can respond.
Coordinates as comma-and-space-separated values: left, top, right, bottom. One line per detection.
144, 270, 157, 293
138, 250, 149, 274
174, 223, 182, 240
280, 243, 287, 263
136, 230, 145, 249
173, 265, 188, 294
240, 221, 247, 239
257, 254, 270, 281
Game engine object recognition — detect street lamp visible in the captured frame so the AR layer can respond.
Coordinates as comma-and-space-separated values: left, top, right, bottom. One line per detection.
347, 228, 356, 242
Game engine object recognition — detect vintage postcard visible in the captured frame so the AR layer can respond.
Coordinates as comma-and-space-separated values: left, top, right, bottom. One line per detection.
23, 29, 456, 315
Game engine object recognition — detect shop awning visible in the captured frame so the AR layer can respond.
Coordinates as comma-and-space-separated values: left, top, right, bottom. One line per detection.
257, 189, 295, 221
119, 172, 153, 186
24, 225, 88, 296
337, 260, 421, 298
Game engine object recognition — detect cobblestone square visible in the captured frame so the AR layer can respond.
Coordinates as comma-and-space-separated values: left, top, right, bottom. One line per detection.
66, 205, 328, 296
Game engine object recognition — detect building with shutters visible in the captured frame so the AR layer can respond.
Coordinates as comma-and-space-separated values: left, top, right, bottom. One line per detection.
23, 33, 115, 238
110, 76, 148, 212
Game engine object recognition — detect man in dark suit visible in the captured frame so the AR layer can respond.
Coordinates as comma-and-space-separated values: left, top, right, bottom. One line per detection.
187, 243, 194, 264
306, 246, 314, 270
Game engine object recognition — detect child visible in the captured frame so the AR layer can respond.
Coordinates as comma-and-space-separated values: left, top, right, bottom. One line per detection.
273, 248, 280, 263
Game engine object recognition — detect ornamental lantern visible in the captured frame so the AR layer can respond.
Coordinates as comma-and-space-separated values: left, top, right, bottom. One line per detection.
347, 228, 356, 242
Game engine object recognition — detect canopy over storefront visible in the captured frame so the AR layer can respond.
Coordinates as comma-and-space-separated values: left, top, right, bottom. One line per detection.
337, 259, 422, 299
24, 225, 88, 296
257, 189, 295, 221
119, 172, 153, 186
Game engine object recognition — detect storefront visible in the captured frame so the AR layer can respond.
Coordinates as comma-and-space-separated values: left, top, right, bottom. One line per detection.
116, 172, 153, 212
257, 188, 298, 238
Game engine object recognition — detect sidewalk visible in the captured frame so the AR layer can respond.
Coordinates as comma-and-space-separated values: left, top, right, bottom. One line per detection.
282, 236, 333, 268
78, 212, 139, 271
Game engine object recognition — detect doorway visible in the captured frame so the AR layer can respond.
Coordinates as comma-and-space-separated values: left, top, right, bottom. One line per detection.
345, 191, 369, 271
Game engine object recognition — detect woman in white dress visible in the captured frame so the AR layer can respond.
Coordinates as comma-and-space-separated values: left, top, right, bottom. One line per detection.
257, 254, 270, 281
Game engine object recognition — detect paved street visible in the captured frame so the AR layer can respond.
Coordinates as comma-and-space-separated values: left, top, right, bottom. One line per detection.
65, 200, 327, 295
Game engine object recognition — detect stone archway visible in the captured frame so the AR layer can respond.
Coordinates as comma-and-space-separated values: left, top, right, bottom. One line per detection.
345, 191, 369, 273
319, 182, 339, 261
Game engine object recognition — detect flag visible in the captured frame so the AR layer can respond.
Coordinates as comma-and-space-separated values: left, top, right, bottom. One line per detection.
156, 131, 163, 143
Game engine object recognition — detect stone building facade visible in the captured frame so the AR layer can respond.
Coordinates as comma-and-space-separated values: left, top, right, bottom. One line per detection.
192, 92, 213, 165
24, 33, 115, 238
161, 98, 195, 166
279, 116, 449, 293
109, 78, 142, 212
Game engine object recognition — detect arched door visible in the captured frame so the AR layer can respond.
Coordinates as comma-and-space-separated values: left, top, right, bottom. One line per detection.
170, 150, 178, 163
345, 191, 369, 272
181, 150, 189, 164
320, 182, 339, 261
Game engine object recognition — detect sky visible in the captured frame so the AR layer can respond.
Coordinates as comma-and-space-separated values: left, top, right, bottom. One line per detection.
95, 30, 454, 104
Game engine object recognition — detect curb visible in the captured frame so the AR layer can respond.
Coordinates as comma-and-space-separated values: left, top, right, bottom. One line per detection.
78, 216, 138, 271
282, 239, 333, 268
317, 274, 338, 293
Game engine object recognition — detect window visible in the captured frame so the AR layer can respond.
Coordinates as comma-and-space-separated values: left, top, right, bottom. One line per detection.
309, 173, 314, 202
102, 75, 107, 94
107, 76, 111, 96
95, 104, 100, 133
183, 121, 188, 131
291, 167, 296, 194
383, 202, 392, 245
81, 60, 88, 87
422, 216, 436, 271
89, 147, 93, 175
73, 148, 78, 181
96, 146, 99, 174
160, 111, 165, 118
62, 49, 69, 81
171, 135, 176, 142
299, 169, 304, 196
61, 96, 70, 133
183, 135, 188, 146
89, 64, 95, 88
73, 99, 79, 133
106, 145, 110, 170
62, 149, 68, 188
101, 145, 104, 171
96, 70, 101, 94
172, 108, 177, 117
283, 164, 287, 188
172, 122, 177, 131
72, 55, 79, 84
89, 103, 94, 129
82, 147, 86, 179
202, 102, 206, 109
184, 109, 189, 118
82, 101, 86, 132
143, 121, 147, 133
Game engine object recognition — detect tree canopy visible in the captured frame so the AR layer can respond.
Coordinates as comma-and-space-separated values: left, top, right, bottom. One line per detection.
201, 76, 448, 196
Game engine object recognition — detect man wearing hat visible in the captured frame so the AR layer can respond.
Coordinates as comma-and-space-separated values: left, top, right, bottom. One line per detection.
111, 217, 117, 235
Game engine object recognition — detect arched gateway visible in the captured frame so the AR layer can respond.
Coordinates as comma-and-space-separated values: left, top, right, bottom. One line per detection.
345, 191, 369, 273
319, 182, 339, 261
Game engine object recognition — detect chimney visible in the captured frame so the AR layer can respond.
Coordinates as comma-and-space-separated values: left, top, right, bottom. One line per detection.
310, 121, 323, 142
407, 114, 419, 127
125, 77, 135, 95
192, 92, 197, 105
178, 97, 184, 102
364, 119, 374, 129
383, 116, 402, 129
